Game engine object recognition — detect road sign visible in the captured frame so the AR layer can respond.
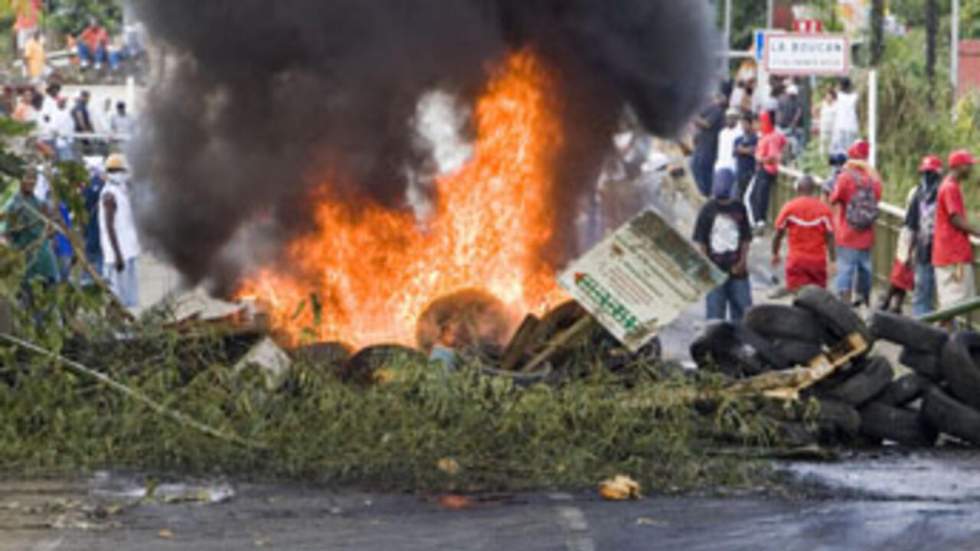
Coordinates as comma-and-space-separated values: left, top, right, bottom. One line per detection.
764, 33, 850, 76
558, 210, 726, 352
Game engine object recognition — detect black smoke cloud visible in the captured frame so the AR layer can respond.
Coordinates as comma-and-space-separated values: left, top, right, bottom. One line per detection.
129, 0, 718, 294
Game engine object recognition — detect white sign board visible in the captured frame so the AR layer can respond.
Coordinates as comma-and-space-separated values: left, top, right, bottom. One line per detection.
558, 210, 726, 352
765, 33, 850, 76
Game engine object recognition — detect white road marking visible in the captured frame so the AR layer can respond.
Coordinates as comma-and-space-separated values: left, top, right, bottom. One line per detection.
555, 506, 596, 551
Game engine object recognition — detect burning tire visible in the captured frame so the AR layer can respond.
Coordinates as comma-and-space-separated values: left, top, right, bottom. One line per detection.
870, 311, 948, 354
859, 402, 937, 447
743, 305, 824, 344
824, 356, 894, 407
922, 387, 980, 445
940, 332, 980, 411
876, 374, 931, 407
732, 324, 791, 370
291, 341, 353, 367
898, 347, 942, 380
343, 344, 427, 385
793, 285, 872, 345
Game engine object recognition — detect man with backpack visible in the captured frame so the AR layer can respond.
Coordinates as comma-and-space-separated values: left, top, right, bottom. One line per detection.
903, 155, 943, 316
829, 140, 882, 307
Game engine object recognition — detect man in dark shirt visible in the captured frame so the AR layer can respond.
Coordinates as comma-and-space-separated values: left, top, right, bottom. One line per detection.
693, 168, 753, 321
733, 113, 758, 198
81, 170, 105, 285
904, 155, 943, 316
690, 92, 727, 197
776, 84, 803, 158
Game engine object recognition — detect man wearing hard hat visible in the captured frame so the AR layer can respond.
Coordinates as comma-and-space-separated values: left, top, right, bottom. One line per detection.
99, 153, 141, 309
933, 150, 979, 311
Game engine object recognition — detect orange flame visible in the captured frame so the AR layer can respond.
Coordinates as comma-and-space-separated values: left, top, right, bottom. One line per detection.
239, 51, 567, 347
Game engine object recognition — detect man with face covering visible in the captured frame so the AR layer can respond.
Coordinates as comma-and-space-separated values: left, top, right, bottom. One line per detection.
901, 155, 944, 316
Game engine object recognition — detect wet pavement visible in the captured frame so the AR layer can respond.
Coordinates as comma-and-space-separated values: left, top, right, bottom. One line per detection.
4, 454, 980, 551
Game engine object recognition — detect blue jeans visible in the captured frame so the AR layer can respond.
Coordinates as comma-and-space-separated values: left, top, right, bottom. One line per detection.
77, 43, 107, 66
836, 247, 872, 302
691, 148, 717, 197
706, 276, 752, 321
912, 262, 937, 317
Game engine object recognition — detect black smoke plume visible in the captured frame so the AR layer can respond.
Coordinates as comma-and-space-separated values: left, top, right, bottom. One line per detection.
129, 0, 718, 294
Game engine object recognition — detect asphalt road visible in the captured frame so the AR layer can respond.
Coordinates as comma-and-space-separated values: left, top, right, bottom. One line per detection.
4, 450, 980, 551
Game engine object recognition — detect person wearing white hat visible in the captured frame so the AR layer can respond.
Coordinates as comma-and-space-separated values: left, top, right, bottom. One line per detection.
99, 153, 142, 309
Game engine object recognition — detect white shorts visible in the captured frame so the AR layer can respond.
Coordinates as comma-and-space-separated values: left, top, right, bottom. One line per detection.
936, 263, 976, 309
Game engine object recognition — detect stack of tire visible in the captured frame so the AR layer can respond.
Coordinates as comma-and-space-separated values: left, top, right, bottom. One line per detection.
690, 286, 935, 447
870, 311, 980, 447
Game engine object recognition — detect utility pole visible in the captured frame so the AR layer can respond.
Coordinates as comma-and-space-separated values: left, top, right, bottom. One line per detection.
951, 0, 960, 97
767, 0, 774, 29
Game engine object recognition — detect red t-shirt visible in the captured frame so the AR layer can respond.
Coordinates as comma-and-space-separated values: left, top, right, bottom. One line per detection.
829, 165, 882, 250
80, 26, 108, 51
755, 131, 786, 175
775, 196, 834, 263
933, 176, 973, 266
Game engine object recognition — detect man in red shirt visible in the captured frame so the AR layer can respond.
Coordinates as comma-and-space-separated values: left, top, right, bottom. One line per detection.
829, 140, 882, 306
772, 176, 835, 291
746, 111, 787, 229
933, 150, 978, 310
76, 17, 109, 70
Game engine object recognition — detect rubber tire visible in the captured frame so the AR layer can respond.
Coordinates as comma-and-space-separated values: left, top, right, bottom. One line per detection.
876, 374, 931, 407
858, 402, 938, 447
940, 332, 980, 411
922, 387, 980, 445
733, 323, 790, 370
743, 305, 824, 344
690, 321, 739, 369
826, 356, 894, 406
870, 311, 948, 353
343, 344, 427, 384
793, 285, 873, 345
292, 341, 353, 366
816, 398, 861, 440
771, 339, 824, 366
898, 347, 942, 380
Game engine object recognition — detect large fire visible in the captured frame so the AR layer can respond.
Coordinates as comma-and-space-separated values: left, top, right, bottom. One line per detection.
239, 51, 568, 347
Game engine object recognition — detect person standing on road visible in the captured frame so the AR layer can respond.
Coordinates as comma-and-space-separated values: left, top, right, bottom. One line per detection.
901, 155, 944, 316
932, 150, 979, 311
23, 31, 45, 84
733, 113, 758, 199
693, 168, 753, 321
713, 108, 742, 173
690, 91, 727, 197
771, 175, 836, 292
747, 111, 786, 229
776, 84, 803, 159
99, 153, 141, 309
831, 77, 859, 155
830, 140, 882, 307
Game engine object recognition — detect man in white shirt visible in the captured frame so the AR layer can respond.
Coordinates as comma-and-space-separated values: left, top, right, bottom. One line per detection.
109, 101, 136, 139
714, 108, 743, 173
52, 97, 75, 161
99, 153, 142, 309
831, 77, 859, 155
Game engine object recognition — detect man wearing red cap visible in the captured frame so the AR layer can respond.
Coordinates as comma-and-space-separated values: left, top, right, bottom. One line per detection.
903, 155, 944, 315
829, 139, 882, 306
933, 150, 979, 310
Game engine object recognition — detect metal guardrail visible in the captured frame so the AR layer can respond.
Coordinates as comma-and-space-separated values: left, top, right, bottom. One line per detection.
772, 165, 980, 326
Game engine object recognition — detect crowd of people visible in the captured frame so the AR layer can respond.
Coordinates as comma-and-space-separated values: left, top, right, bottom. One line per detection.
2, 151, 142, 313
689, 65, 976, 325
0, 71, 141, 313
694, 122, 976, 325
16, 16, 146, 84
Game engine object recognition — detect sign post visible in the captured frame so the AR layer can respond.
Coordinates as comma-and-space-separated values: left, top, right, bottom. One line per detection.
558, 210, 725, 352
764, 33, 851, 76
